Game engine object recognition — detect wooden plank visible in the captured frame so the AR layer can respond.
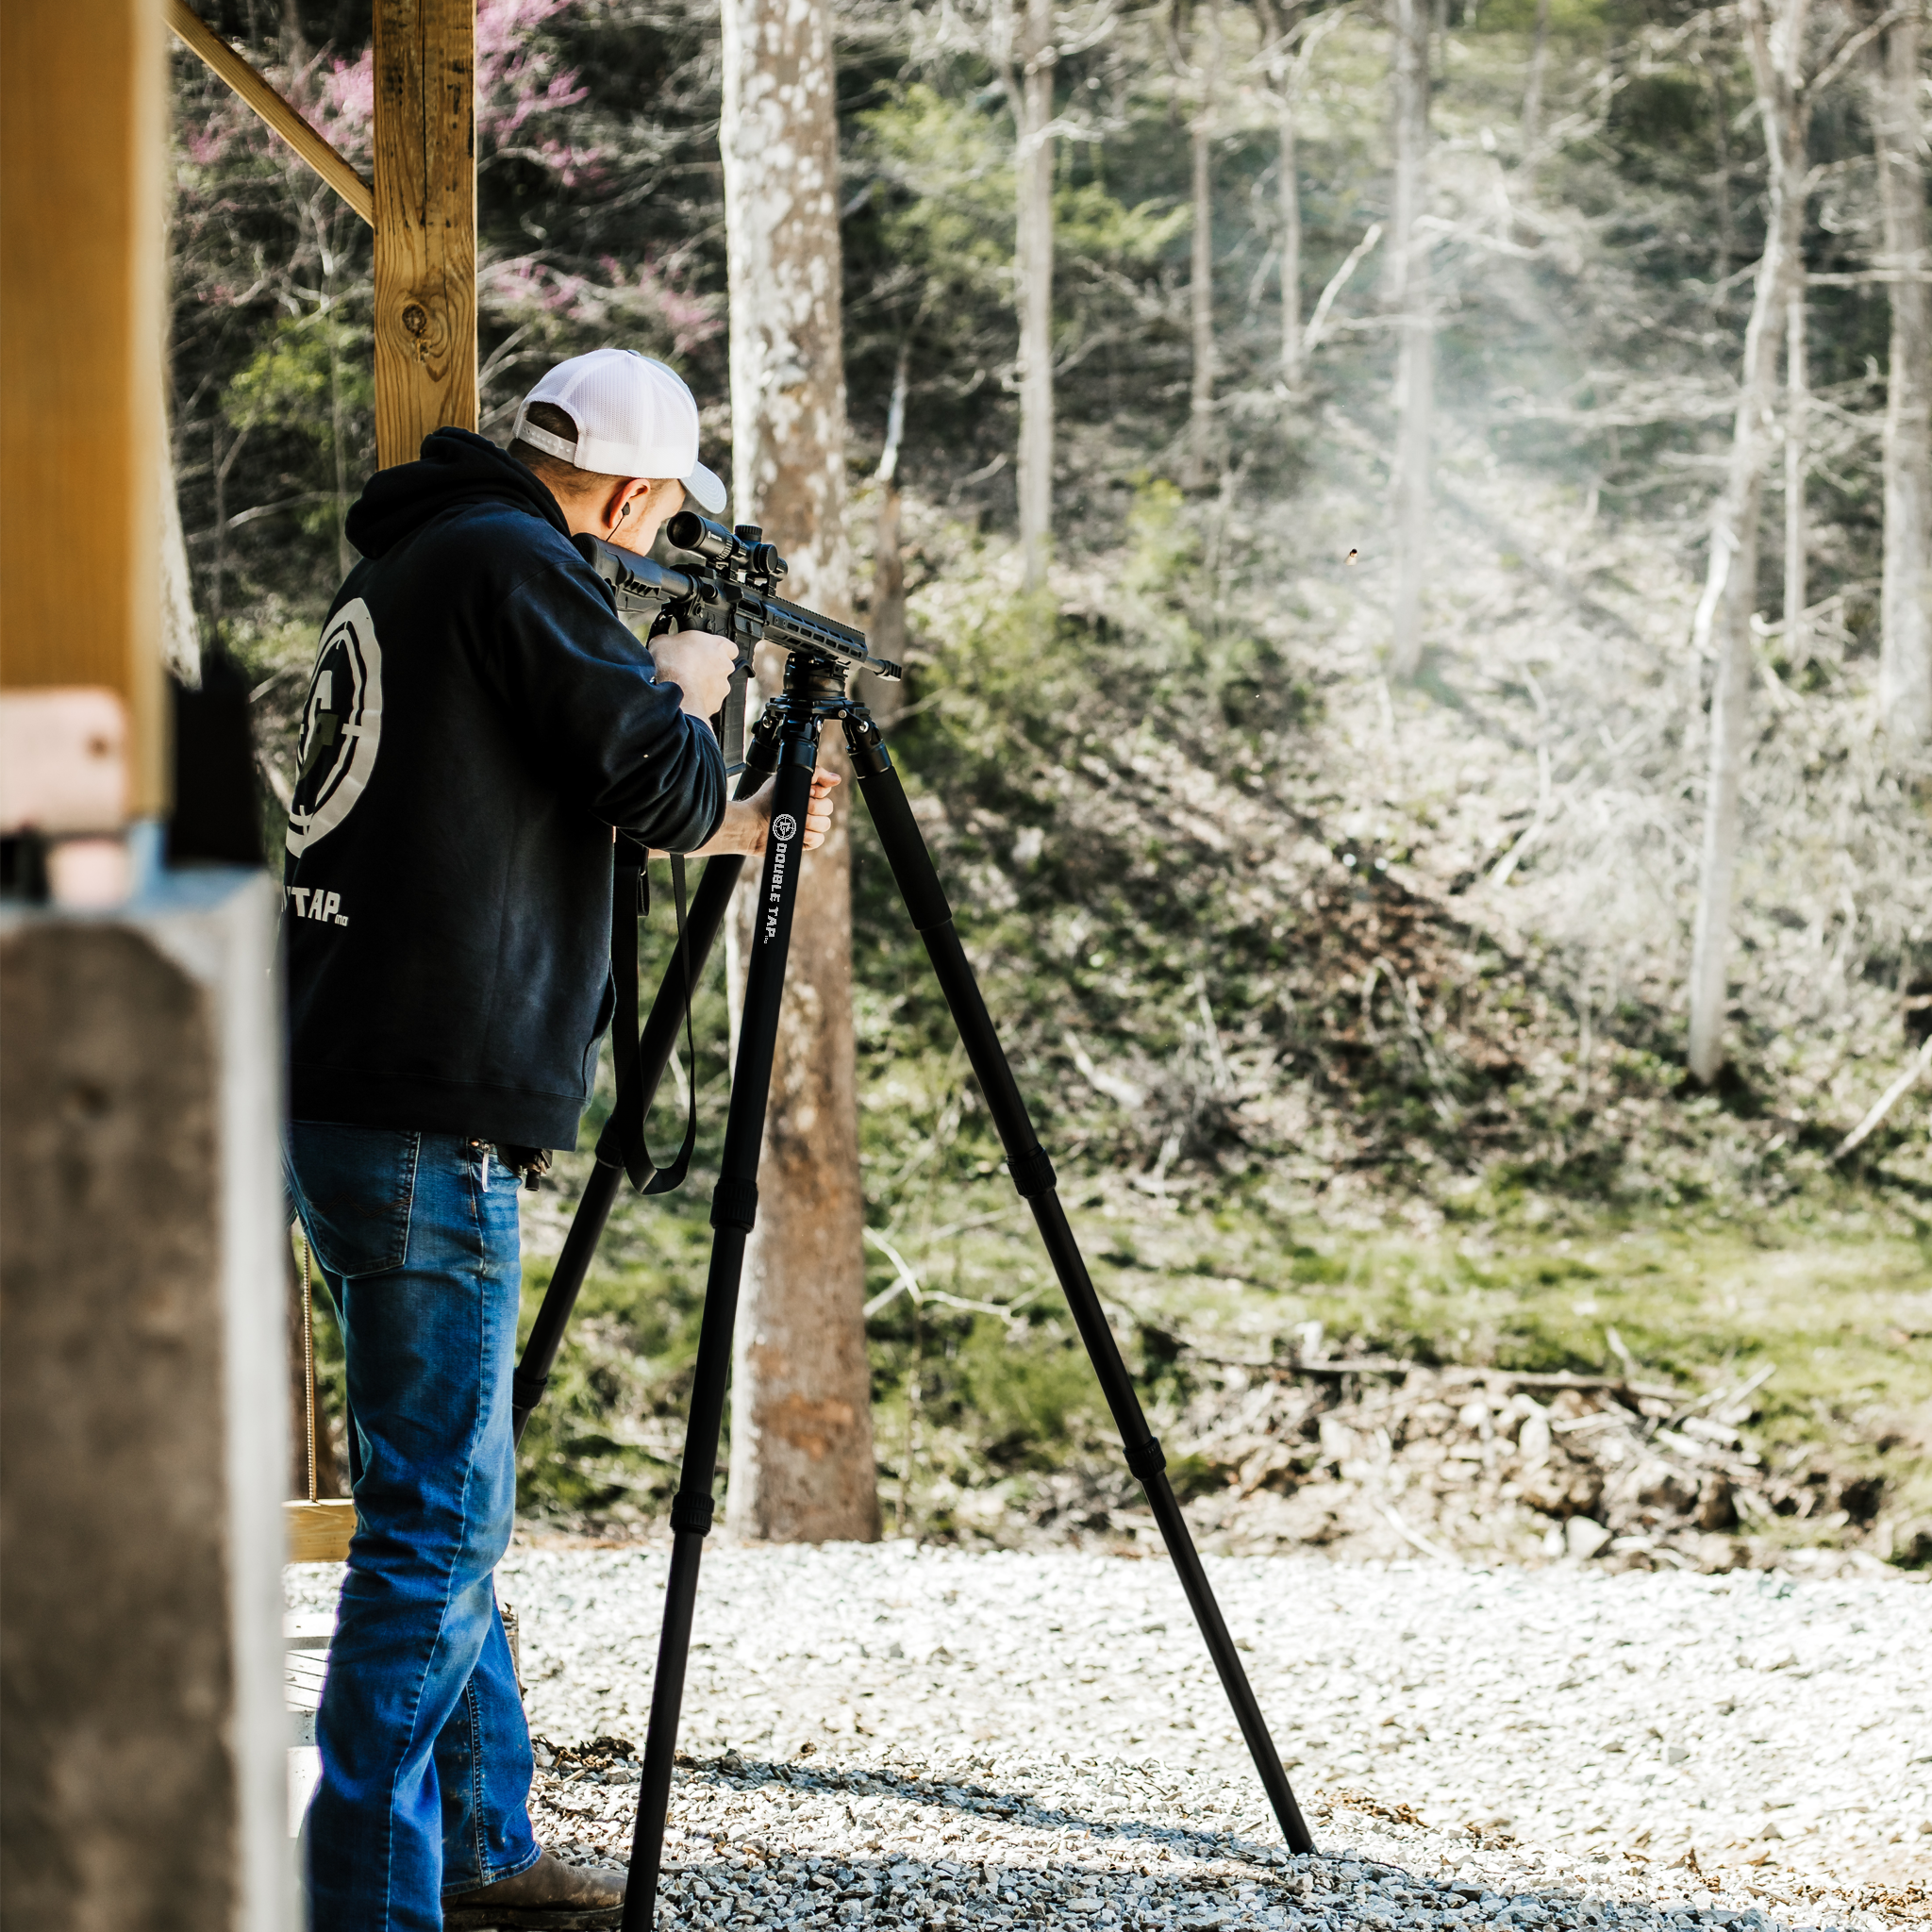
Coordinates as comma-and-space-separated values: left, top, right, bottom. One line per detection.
283, 1654, 328, 1705
167, 0, 374, 226
0, 0, 167, 814
372, 0, 477, 468
285, 1498, 357, 1563
284, 1611, 336, 1649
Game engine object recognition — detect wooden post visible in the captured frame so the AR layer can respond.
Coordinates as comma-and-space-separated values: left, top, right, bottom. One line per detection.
4, 881, 292, 1932
0, 0, 166, 813
373, 0, 477, 468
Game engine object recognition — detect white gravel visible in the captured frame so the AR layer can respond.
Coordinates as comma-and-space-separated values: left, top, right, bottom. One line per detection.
286, 1545, 1931, 1930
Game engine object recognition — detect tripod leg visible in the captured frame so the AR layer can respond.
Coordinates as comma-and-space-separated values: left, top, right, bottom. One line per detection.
511, 853, 746, 1443
844, 718, 1314, 1856
512, 730, 783, 1444
624, 724, 825, 1932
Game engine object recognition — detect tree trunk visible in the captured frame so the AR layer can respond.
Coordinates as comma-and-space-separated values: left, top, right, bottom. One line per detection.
868, 344, 910, 733
1253, 0, 1304, 386
1521, 0, 1550, 160
1710, 64, 1735, 286
1783, 282, 1808, 663
719, 0, 880, 1543
329, 290, 353, 580
1686, 0, 1810, 1086
210, 423, 227, 638
1013, 0, 1056, 591
1185, 0, 1221, 487
159, 405, 201, 687
1387, 0, 1432, 683
1278, 76, 1302, 388
1874, 2, 1931, 754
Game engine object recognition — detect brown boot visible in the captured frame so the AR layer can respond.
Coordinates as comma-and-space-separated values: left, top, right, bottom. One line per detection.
443, 1849, 628, 1929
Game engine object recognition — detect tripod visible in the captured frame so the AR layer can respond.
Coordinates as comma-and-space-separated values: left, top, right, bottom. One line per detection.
512, 645, 1315, 1932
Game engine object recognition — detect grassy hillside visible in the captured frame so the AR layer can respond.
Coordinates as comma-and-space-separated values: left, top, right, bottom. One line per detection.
208, 0, 1932, 1567
475, 481, 1932, 1570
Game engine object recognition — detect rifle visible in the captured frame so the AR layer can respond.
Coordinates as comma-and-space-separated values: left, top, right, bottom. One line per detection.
577, 509, 900, 770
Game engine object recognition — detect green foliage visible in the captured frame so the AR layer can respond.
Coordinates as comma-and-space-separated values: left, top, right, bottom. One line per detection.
512, 1221, 715, 1521
226, 313, 373, 445
1055, 181, 1191, 266
858, 83, 1189, 282
1121, 476, 1199, 603
860, 85, 1014, 288
957, 1318, 1104, 1467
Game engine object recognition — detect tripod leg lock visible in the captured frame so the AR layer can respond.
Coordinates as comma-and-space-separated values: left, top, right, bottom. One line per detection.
512, 1367, 551, 1414
709, 1176, 759, 1232
843, 718, 891, 778
1006, 1145, 1058, 1199
1124, 1435, 1168, 1483
669, 1490, 716, 1537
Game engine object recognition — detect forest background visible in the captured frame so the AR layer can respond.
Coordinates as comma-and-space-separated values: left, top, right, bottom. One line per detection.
168, 0, 1932, 1571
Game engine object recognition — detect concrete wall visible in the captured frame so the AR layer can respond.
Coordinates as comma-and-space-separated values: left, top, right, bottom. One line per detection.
1, 872, 289, 1932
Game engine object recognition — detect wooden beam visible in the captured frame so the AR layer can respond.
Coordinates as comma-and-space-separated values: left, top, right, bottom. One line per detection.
285, 1500, 357, 1563
1, 0, 168, 815
373, 0, 477, 468
166, 0, 374, 226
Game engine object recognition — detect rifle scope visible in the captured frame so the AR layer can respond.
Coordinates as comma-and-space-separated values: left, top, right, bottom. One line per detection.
664, 510, 786, 585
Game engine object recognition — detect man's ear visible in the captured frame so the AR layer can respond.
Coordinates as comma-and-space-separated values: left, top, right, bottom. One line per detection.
598, 477, 650, 532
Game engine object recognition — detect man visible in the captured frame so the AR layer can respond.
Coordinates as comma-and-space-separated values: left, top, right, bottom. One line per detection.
282, 348, 837, 1931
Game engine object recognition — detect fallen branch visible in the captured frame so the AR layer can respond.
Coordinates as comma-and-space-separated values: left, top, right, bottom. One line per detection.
1302, 223, 1382, 356
1831, 1035, 1932, 1160
1377, 1503, 1455, 1562
1063, 1032, 1148, 1110
861, 1228, 923, 1318
1668, 1360, 1776, 1429
861, 1227, 1039, 1325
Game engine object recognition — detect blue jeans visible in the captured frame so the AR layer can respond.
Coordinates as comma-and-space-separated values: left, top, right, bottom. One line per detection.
285, 1123, 541, 1932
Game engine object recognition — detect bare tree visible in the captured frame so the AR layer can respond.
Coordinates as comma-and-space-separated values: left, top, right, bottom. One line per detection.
1705, 51, 1738, 285
1185, 0, 1223, 486
1784, 282, 1809, 664
868, 342, 911, 732
1003, 0, 1058, 590
720, 0, 880, 1542
1873, 0, 1930, 754
1249, 4, 1352, 391
1687, 0, 1813, 1085
161, 406, 202, 687
1253, 0, 1306, 388
1522, 0, 1551, 160
1386, 0, 1432, 682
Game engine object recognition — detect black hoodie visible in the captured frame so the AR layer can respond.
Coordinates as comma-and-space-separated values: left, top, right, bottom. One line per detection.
281, 428, 724, 1147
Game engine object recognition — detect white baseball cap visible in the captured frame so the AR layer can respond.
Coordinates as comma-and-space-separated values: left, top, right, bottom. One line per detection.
512, 348, 726, 514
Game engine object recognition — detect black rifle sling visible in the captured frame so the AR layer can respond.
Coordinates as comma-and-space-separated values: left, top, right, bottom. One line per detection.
608, 849, 698, 1195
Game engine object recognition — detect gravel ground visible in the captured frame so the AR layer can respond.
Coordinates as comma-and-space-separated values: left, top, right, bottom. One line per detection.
286, 1545, 1930, 1931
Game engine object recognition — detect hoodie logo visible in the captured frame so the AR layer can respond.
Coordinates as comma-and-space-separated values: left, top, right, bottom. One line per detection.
287, 598, 383, 857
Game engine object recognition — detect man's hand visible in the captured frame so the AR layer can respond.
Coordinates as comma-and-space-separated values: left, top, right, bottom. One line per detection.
651, 628, 737, 722
690, 769, 841, 858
